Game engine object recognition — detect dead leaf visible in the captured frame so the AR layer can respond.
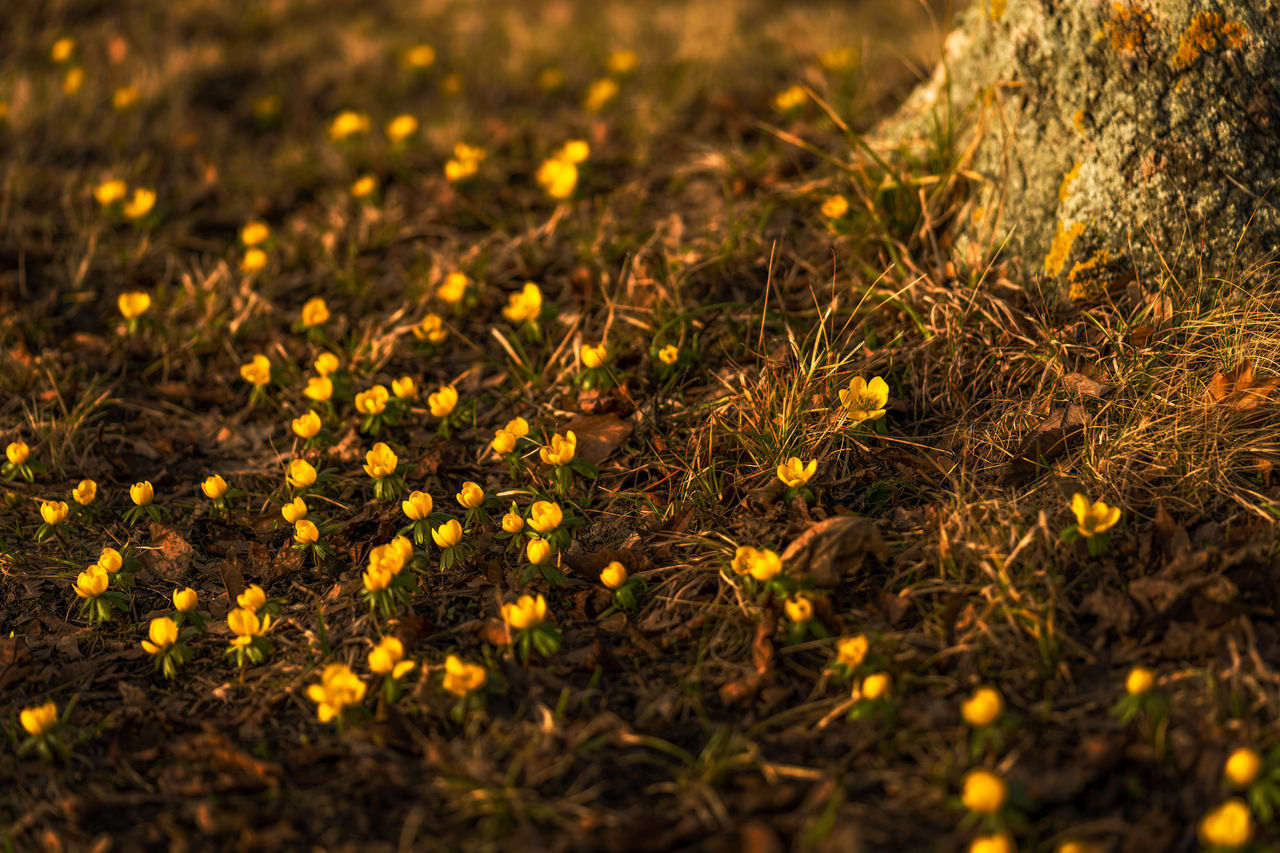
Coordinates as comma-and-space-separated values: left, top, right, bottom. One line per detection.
141, 523, 195, 581
563, 413, 634, 465
1202, 360, 1278, 412
718, 611, 776, 705
780, 515, 887, 588
1001, 404, 1089, 485
1062, 372, 1115, 399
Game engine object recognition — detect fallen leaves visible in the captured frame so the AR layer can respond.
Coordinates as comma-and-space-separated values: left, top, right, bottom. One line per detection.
1001, 404, 1089, 485
1201, 359, 1278, 413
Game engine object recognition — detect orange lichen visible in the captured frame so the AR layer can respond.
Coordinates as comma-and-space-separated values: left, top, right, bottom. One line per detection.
989, 0, 1007, 22
1072, 109, 1086, 134
1068, 248, 1112, 300
1044, 221, 1086, 276
1106, 3, 1153, 55
1058, 162, 1083, 203
1173, 12, 1247, 69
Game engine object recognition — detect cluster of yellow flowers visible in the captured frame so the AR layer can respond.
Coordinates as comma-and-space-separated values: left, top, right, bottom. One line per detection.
93, 178, 155, 220
537, 139, 589, 200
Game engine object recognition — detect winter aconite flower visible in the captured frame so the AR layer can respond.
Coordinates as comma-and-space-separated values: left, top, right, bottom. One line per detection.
784, 596, 813, 623
307, 663, 367, 724
386, 113, 418, 143
962, 686, 1005, 728
74, 565, 109, 599
240, 354, 271, 387
969, 835, 1015, 853
456, 481, 485, 510
428, 385, 458, 418
528, 501, 563, 534
526, 539, 553, 565
72, 479, 97, 506
141, 616, 178, 654
413, 313, 448, 344
51, 38, 76, 63
95, 179, 127, 206
748, 549, 782, 582
861, 672, 891, 700
301, 297, 330, 328
601, 561, 627, 589
773, 84, 807, 111
1225, 747, 1262, 788
502, 594, 549, 630
294, 519, 319, 545
287, 459, 317, 489
537, 157, 579, 200
1198, 799, 1253, 848
226, 607, 271, 666
240, 248, 268, 273
442, 655, 486, 697
502, 282, 543, 324
583, 77, 619, 112
836, 635, 869, 669
392, 376, 418, 400
402, 44, 436, 69
350, 174, 377, 199
776, 457, 817, 488
237, 585, 267, 613
7, 441, 29, 465
492, 429, 517, 455
821, 194, 849, 220
364, 442, 398, 480
201, 474, 227, 500
40, 500, 69, 526
282, 497, 308, 524
293, 410, 322, 440
658, 345, 679, 365
1071, 493, 1121, 537
123, 188, 155, 220
403, 491, 432, 520
368, 636, 415, 679
839, 376, 889, 424
437, 272, 468, 304
240, 221, 270, 246
314, 352, 339, 376
355, 385, 389, 416
21, 701, 58, 737
444, 142, 486, 182
328, 110, 370, 141
1126, 666, 1155, 696
130, 481, 154, 506
173, 587, 198, 612
540, 431, 577, 467
502, 512, 524, 533
118, 291, 151, 321
304, 376, 333, 402
432, 519, 463, 548
961, 769, 1007, 815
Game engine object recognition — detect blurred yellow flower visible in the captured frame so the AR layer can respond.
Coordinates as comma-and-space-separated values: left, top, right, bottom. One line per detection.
130, 481, 154, 506
1198, 799, 1253, 848
777, 457, 817, 488
141, 616, 178, 654
123, 188, 155, 220
240, 354, 271, 386
502, 282, 543, 323
228, 608, 270, 647
821, 194, 849, 219
118, 291, 151, 319
392, 375, 418, 399
62, 67, 85, 95
502, 594, 549, 630
314, 352, 339, 376
20, 701, 57, 736
861, 672, 891, 700
201, 474, 227, 499
50, 38, 76, 63
784, 596, 813, 622
491, 429, 517, 455
72, 479, 97, 505
505, 417, 530, 437
363, 563, 393, 592
413, 313, 448, 343
1071, 493, 1121, 537
969, 834, 1015, 853
364, 442, 398, 479
437, 272, 468, 304
539, 430, 577, 467
282, 497, 308, 524
428, 385, 458, 418
658, 345, 679, 365
747, 548, 782, 582
607, 49, 638, 75
307, 663, 366, 723
836, 635, 869, 668
558, 139, 590, 164
537, 157, 578, 200
583, 77, 619, 111
774, 84, 807, 111
287, 458, 317, 488
839, 376, 889, 423
237, 584, 267, 612
328, 110, 370, 141
819, 47, 857, 72
368, 636, 415, 678
40, 500, 69, 525
304, 376, 333, 402
961, 769, 1007, 814
112, 85, 140, 111
442, 654, 486, 697
240, 221, 270, 246
580, 343, 608, 368
962, 687, 1004, 727
74, 565, 108, 599
6, 441, 29, 464
402, 490, 432, 520
301, 297, 330, 327
293, 410, 322, 439
528, 501, 562, 533
526, 538, 553, 565
1126, 666, 1155, 696
601, 561, 627, 589
355, 385, 389, 415
1225, 747, 1262, 788
386, 113, 418, 143
444, 142, 486, 182
431, 519, 463, 548
351, 174, 378, 199
97, 548, 123, 573
95, 179, 127, 206
173, 587, 198, 612
240, 248, 268, 273
402, 44, 435, 69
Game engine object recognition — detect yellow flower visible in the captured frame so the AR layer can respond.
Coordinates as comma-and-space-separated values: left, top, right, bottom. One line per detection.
141, 616, 178, 654
748, 548, 782, 582
658, 345, 679, 365
491, 429, 517, 455
961, 769, 1007, 815
355, 385, 390, 415
50, 38, 76, 63
282, 497, 308, 524
1071, 493, 1121, 537
428, 385, 458, 418
201, 474, 227, 499
403, 491, 433, 520
1126, 666, 1155, 696
444, 157, 479, 183
432, 519, 463, 548
173, 587, 198, 612
386, 113, 418, 143
96, 547, 122, 573
528, 501, 563, 533
95, 179, 127, 206
72, 479, 97, 505
328, 110, 370, 140
368, 636, 415, 678
40, 500, 69, 525
74, 565, 108, 599
442, 655, 486, 697
307, 663, 367, 723
402, 44, 436, 69
364, 442, 398, 480
413, 313, 448, 343
776, 457, 817, 488
240, 221, 270, 246
62, 67, 84, 95
502, 594, 549, 630
314, 352, 339, 376
839, 376, 889, 423
228, 607, 270, 646
539, 430, 577, 467
20, 701, 57, 737
287, 458, 317, 488
304, 376, 333, 402
774, 84, 807, 111
363, 563, 393, 592
1225, 747, 1262, 788
456, 481, 485, 509
821, 194, 849, 219
1198, 799, 1253, 848
240, 354, 271, 386
505, 417, 530, 437
962, 687, 1004, 727
580, 343, 608, 368
436, 272, 468, 304
526, 539, 553, 565
123, 188, 155, 220
601, 561, 628, 589
836, 635, 869, 668
969, 834, 1015, 853
785, 596, 813, 622
730, 545, 758, 576
240, 248, 268, 273
583, 77, 619, 111
607, 49, 638, 75
502, 282, 544, 323
537, 157, 578, 199
117, 291, 151, 319
293, 410, 322, 439
453, 142, 487, 165
502, 512, 524, 533
112, 85, 140, 112
294, 519, 319, 544
861, 672, 891, 700
301, 297, 330, 327
237, 584, 267, 612
392, 376, 418, 399
818, 47, 857, 72
6, 441, 29, 464
558, 140, 591, 164
130, 481, 154, 506
351, 174, 378, 198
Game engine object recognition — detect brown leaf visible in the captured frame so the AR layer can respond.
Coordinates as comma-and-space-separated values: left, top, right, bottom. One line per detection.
563, 413, 634, 466
1062, 372, 1115, 399
1001, 404, 1089, 485
141, 523, 195, 582
1202, 359, 1279, 412
780, 515, 887, 588
718, 611, 776, 706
